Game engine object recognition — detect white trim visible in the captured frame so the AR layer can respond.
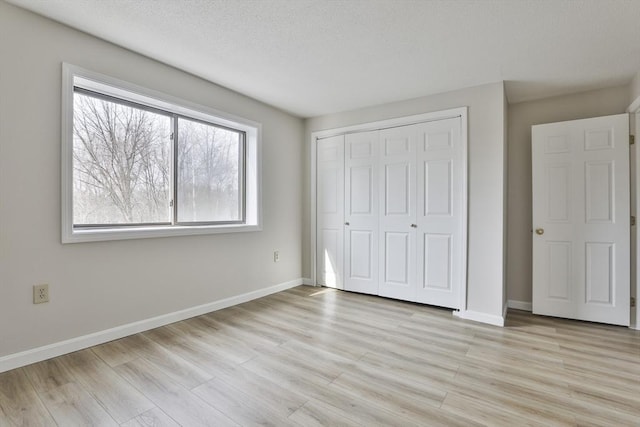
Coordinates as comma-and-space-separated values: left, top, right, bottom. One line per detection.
302, 278, 316, 286
64, 223, 263, 243
0, 278, 302, 373
61, 63, 262, 243
634, 109, 640, 330
507, 300, 533, 312
626, 95, 640, 114
309, 107, 468, 312
311, 108, 466, 140
310, 135, 317, 288
453, 309, 505, 327
459, 108, 469, 313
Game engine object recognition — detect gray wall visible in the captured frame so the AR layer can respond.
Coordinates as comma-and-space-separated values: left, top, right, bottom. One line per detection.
506, 85, 630, 304
0, 2, 304, 358
304, 82, 507, 318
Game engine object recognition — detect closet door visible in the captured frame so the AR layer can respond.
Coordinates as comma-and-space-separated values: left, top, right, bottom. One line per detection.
344, 131, 379, 295
316, 135, 344, 289
415, 118, 464, 309
378, 125, 418, 301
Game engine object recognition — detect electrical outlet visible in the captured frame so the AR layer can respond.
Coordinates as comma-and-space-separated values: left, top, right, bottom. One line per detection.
33, 284, 49, 304
273, 250, 280, 262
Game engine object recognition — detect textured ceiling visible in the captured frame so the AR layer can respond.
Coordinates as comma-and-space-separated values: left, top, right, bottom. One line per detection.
7, 0, 640, 117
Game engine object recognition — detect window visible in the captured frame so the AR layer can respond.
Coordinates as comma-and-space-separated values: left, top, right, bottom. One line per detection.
62, 64, 261, 243
72, 90, 174, 226
176, 117, 244, 224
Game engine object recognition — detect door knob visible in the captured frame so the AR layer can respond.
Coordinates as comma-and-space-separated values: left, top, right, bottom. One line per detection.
344, 222, 350, 226
410, 224, 417, 228
535, 228, 544, 235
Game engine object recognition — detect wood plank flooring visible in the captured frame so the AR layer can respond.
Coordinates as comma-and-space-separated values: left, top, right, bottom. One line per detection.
1, 286, 639, 426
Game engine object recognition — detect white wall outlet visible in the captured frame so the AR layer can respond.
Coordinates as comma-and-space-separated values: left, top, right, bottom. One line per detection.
33, 284, 49, 304
273, 250, 280, 262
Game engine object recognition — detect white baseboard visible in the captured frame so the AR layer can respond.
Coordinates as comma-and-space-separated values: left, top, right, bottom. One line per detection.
453, 309, 505, 327
0, 278, 304, 374
302, 278, 316, 286
507, 300, 533, 312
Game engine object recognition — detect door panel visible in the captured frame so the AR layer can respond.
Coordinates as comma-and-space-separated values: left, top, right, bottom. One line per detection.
425, 160, 452, 216
320, 168, 339, 214
532, 114, 630, 325
547, 241, 572, 300
424, 233, 451, 290
316, 135, 344, 289
344, 131, 379, 295
349, 166, 373, 214
585, 242, 614, 305
320, 229, 341, 287
378, 125, 417, 301
415, 118, 464, 308
546, 163, 571, 222
585, 161, 613, 223
349, 230, 373, 279
384, 232, 411, 285
385, 163, 411, 215
384, 136, 411, 156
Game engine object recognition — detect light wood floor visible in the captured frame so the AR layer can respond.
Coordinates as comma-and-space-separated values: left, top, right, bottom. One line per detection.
1, 286, 639, 426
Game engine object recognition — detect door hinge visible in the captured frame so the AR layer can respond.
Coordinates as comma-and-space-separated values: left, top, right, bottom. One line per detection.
632, 297, 636, 308
632, 216, 636, 226
631, 135, 635, 145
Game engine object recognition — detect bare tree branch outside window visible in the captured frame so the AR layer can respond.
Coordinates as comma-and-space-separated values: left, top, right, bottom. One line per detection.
72, 91, 243, 226
73, 92, 171, 224
177, 118, 241, 223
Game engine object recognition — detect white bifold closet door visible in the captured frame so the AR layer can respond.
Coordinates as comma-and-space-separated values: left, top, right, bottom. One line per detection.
316, 116, 465, 309
378, 119, 464, 308
415, 118, 465, 308
316, 135, 345, 289
378, 124, 418, 301
344, 131, 379, 295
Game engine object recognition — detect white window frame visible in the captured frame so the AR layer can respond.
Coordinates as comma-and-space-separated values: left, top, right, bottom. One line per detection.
61, 63, 262, 243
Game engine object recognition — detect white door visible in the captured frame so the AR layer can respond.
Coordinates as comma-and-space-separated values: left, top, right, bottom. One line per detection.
415, 118, 464, 309
532, 114, 630, 326
344, 131, 379, 295
316, 135, 345, 289
378, 125, 418, 301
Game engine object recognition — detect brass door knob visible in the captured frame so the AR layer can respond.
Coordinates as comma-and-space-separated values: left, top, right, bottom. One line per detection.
535, 228, 544, 235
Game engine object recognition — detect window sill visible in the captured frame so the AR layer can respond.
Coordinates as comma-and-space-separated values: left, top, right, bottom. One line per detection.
62, 223, 261, 244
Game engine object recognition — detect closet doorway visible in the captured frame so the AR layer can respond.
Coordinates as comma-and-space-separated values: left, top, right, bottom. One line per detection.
312, 108, 468, 310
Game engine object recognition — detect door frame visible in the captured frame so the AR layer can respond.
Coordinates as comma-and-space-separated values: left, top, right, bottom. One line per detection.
309, 107, 469, 311
628, 96, 640, 329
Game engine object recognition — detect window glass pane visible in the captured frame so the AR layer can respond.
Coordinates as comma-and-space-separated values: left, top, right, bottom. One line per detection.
73, 91, 172, 225
177, 118, 242, 223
